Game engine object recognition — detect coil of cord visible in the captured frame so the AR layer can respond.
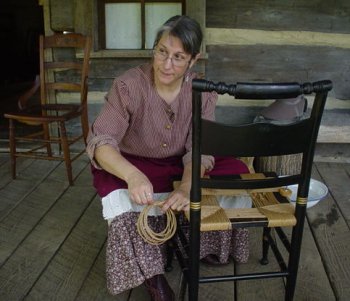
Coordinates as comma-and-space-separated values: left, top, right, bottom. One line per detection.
137, 202, 177, 245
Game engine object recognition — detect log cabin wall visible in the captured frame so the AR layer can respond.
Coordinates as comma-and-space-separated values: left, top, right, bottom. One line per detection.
44, 0, 350, 157
206, 0, 350, 152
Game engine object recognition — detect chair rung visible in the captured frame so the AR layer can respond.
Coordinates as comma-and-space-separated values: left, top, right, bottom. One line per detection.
199, 271, 289, 283
15, 134, 84, 145
14, 149, 85, 161
14, 152, 64, 161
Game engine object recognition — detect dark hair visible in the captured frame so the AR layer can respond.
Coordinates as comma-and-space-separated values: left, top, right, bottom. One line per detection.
153, 15, 203, 58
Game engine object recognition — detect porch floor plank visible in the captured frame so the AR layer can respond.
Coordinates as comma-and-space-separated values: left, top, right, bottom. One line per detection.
308, 162, 350, 300
25, 194, 105, 300
0, 158, 94, 300
235, 227, 285, 301
0, 154, 348, 300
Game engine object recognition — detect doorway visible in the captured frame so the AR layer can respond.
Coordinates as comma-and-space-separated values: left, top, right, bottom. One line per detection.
0, 0, 44, 140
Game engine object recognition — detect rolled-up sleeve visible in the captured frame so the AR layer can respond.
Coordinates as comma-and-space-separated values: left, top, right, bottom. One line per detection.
86, 79, 132, 168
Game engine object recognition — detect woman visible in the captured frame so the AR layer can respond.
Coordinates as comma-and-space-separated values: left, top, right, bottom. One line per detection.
87, 15, 250, 301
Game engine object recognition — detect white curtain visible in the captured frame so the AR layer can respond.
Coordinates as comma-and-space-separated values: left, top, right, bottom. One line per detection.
105, 3, 182, 49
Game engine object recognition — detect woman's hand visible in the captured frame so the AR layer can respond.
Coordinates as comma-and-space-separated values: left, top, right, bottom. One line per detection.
161, 188, 190, 212
125, 170, 154, 205
160, 161, 196, 212
94, 146, 154, 206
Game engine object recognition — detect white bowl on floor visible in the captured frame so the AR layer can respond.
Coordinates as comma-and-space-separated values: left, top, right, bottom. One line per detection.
286, 178, 328, 208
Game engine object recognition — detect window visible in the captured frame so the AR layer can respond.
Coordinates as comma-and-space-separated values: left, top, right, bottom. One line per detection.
98, 0, 185, 50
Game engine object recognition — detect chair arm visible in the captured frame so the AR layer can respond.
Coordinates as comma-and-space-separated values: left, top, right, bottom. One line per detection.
18, 75, 40, 110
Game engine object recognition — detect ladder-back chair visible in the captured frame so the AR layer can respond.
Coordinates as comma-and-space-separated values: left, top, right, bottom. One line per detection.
173, 79, 332, 300
4, 33, 91, 185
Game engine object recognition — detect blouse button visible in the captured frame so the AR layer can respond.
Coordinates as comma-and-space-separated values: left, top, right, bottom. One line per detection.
165, 124, 171, 129
162, 143, 168, 148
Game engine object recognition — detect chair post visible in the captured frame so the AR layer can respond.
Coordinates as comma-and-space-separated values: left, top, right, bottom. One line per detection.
59, 121, 73, 185
285, 87, 330, 301
189, 207, 201, 301
164, 240, 174, 272
81, 77, 89, 145
260, 227, 271, 265
81, 104, 89, 145
285, 202, 307, 301
188, 89, 203, 301
42, 122, 52, 157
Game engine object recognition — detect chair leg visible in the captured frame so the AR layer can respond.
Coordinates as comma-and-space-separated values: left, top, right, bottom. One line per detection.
178, 272, 187, 301
189, 208, 201, 301
59, 122, 73, 185
43, 123, 52, 157
285, 234, 301, 301
285, 205, 307, 301
8, 119, 16, 179
260, 227, 271, 265
165, 240, 174, 272
81, 106, 89, 145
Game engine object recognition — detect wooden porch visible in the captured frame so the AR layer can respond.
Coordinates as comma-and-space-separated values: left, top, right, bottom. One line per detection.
0, 153, 349, 300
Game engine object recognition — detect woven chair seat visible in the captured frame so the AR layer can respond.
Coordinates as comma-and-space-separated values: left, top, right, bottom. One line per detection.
184, 188, 296, 231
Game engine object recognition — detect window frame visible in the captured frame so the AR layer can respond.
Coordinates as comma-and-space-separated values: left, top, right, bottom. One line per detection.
97, 0, 186, 50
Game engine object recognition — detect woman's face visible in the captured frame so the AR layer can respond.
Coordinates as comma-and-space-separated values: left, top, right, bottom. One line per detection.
153, 33, 198, 88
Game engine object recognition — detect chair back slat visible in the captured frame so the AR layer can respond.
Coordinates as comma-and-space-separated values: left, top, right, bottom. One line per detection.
45, 82, 81, 91
192, 79, 332, 195
43, 33, 88, 48
39, 33, 91, 106
45, 61, 83, 70
201, 119, 311, 157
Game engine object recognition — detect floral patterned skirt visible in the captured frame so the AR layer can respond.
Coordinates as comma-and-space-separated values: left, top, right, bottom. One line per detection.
106, 211, 249, 295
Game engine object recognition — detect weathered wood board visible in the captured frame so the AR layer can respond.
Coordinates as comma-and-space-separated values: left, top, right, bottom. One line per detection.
206, 0, 350, 33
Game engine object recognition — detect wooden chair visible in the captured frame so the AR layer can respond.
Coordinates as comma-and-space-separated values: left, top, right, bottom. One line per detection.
4, 33, 91, 185
173, 79, 332, 300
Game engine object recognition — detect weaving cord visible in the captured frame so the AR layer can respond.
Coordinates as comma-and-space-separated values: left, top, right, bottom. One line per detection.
137, 202, 177, 245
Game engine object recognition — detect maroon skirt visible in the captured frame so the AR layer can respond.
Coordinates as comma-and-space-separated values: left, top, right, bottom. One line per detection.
92, 153, 249, 197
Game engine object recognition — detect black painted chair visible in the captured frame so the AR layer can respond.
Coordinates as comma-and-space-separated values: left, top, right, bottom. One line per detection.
173, 79, 332, 300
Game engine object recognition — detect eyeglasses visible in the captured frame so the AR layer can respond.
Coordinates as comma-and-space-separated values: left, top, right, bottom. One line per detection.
153, 47, 191, 67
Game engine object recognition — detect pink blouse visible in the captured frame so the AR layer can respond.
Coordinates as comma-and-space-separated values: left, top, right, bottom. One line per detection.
86, 63, 217, 168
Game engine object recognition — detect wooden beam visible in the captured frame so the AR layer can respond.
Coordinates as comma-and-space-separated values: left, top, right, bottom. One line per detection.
206, 28, 350, 49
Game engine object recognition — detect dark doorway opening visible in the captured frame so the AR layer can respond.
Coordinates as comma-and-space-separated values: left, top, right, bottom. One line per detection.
0, 0, 44, 140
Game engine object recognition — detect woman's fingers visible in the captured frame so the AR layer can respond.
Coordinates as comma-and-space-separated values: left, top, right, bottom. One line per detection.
162, 189, 189, 212
126, 171, 154, 205
183, 203, 190, 211
173, 201, 187, 211
145, 191, 153, 202
130, 189, 153, 205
